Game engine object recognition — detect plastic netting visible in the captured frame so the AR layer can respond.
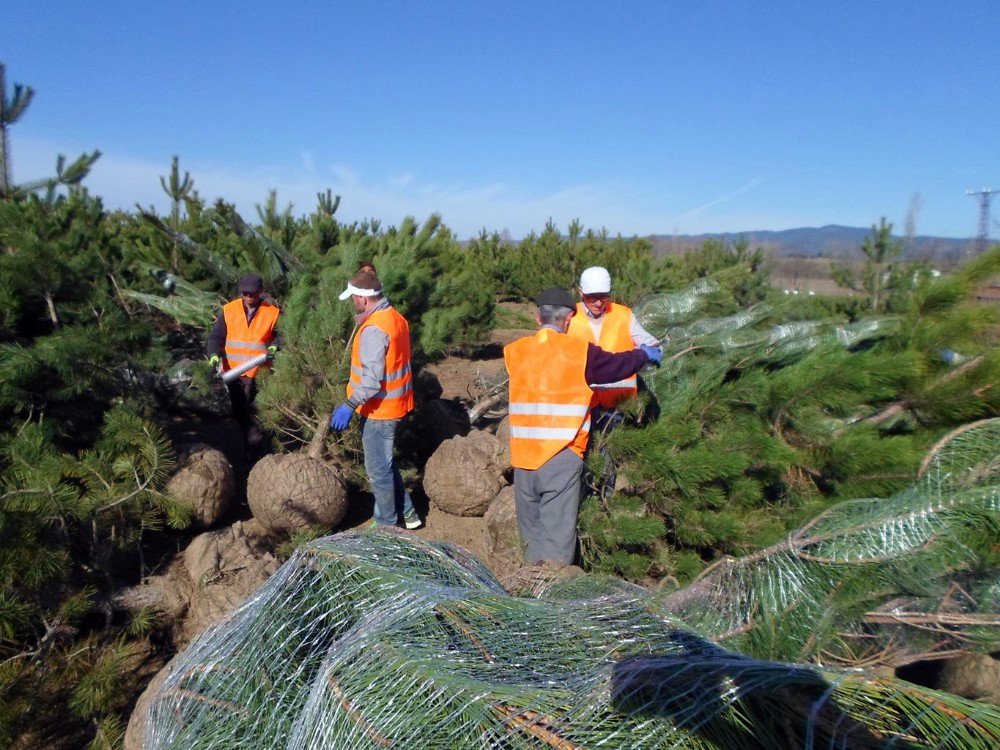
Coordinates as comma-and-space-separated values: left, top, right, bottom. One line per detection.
137, 455, 1000, 750
467, 280, 896, 423
654, 419, 1000, 667
634, 288, 897, 379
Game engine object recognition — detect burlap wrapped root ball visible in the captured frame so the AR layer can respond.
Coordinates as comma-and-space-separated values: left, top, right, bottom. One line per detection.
247, 452, 347, 533
423, 431, 505, 517
483, 485, 522, 570
936, 653, 1000, 705
494, 415, 511, 469
165, 443, 235, 528
179, 521, 280, 646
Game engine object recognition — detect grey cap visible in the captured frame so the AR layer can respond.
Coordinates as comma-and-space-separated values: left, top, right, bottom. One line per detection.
535, 287, 576, 309
238, 274, 264, 293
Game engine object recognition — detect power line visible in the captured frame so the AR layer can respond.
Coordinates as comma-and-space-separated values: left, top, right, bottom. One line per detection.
966, 188, 996, 255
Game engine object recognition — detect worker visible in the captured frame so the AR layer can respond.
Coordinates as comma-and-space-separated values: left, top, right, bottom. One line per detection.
566, 266, 661, 497
206, 274, 280, 458
504, 287, 662, 565
329, 270, 422, 530
567, 266, 661, 413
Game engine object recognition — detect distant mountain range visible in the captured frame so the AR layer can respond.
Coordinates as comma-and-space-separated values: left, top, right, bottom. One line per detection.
647, 225, 976, 260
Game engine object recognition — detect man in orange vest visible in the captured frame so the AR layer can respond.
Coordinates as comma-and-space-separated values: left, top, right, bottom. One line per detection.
566, 266, 661, 498
567, 265, 661, 412
504, 287, 661, 565
206, 274, 280, 457
329, 271, 422, 530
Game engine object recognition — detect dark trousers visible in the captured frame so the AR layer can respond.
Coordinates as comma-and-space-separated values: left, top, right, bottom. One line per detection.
513, 448, 584, 565
226, 375, 265, 450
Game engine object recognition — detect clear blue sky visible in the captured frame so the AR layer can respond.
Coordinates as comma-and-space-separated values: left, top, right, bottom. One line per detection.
2, 1, 998, 240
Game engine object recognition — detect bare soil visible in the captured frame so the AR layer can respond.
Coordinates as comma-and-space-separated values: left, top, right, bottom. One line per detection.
422, 327, 528, 401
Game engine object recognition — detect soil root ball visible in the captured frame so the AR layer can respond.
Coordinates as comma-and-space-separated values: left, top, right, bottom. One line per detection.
124, 665, 170, 750
494, 415, 511, 469
483, 485, 521, 570
247, 452, 347, 533
937, 653, 1000, 706
423, 431, 505, 517
179, 520, 280, 646
165, 442, 235, 528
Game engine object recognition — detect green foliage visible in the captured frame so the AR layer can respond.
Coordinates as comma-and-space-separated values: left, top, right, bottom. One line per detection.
1, 62, 101, 201
290, 189, 341, 264
578, 493, 663, 578
0, 406, 177, 746
832, 217, 907, 312
677, 237, 771, 308
0, 153, 178, 744
586, 250, 1000, 585
466, 219, 685, 304
160, 155, 194, 226
254, 264, 357, 444
255, 188, 298, 251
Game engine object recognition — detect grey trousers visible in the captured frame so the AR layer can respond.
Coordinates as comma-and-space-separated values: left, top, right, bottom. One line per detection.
513, 448, 583, 565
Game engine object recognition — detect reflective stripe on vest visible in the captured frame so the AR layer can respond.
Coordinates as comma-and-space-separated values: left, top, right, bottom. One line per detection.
503, 329, 594, 470
348, 306, 414, 420
222, 299, 279, 379
566, 301, 638, 408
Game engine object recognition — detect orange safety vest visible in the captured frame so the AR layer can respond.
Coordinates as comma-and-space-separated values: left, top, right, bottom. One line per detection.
348, 306, 414, 420
503, 329, 595, 470
566, 302, 638, 408
222, 299, 279, 379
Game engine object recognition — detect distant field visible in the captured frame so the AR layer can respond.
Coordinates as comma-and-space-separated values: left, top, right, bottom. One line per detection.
767, 255, 855, 296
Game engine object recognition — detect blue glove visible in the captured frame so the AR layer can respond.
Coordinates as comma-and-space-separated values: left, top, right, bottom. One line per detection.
330, 404, 355, 431
640, 344, 663, 367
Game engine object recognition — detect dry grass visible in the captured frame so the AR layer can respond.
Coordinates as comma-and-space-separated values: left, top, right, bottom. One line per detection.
767, 256, 857, 297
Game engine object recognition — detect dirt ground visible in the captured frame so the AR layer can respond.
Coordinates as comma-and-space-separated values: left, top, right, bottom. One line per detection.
163, 322, 532, 582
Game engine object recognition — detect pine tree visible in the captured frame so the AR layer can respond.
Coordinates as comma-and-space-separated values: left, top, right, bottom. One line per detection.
0, 407, 178, 749
255, 189, 298, 251
0, 185, 181, 747
0, 61, 34, 198
831, 217, 906, 312
0, 61, 100, 201
578, 248, 1000, 583
159, 155, 193, 230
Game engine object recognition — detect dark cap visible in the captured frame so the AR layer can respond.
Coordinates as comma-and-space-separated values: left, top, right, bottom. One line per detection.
238, 274, 264, 293
535, 287, 576, 310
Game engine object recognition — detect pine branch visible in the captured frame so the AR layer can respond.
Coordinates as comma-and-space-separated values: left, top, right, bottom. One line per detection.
860, 355, 985, 427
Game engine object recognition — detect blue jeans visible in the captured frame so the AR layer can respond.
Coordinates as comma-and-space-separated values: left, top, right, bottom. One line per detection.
361, 416, 415, 525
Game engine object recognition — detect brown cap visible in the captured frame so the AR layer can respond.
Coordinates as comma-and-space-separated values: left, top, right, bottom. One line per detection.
238, 274, 264, 293
338, 270, 382, 300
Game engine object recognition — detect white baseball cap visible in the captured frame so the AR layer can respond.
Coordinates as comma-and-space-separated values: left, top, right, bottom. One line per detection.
579, 266, 612, 295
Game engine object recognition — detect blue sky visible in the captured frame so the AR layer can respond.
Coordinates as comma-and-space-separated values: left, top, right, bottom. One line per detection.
2, 1, 997, 240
